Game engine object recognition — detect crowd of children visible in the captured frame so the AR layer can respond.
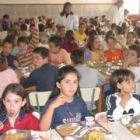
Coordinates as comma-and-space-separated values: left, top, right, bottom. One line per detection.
0, 1, 140, 134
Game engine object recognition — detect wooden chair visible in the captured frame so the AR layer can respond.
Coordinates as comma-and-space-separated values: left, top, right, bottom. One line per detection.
29, 91, 52, 114
80, 87, 100, 113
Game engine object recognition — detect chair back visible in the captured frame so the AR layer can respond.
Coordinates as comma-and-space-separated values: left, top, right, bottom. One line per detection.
29, 91, 52, 113
136, 82, 140, 94
80, 87, 100, 111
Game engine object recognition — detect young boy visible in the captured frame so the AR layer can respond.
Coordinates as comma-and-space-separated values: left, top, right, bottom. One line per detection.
123, 44, 140, 82
19, 47, 58, 91
104, 36, 123, 62
0, 37, 17, 69
71, 49, 106, 87
16, 17, 39, 67
49, 35, 71, 65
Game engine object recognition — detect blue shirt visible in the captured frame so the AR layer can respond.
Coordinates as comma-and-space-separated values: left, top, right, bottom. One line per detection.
41, 95, 90, 128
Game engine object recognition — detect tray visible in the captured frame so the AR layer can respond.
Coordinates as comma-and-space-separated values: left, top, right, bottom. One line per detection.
0, 129, 31, 140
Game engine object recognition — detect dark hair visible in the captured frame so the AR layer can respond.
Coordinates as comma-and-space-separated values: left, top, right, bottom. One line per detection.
60, 2, 73, 16
25, 19, 30, 24
49, 35, 62, 47
66, 30, 74, 48
38, 24, 45, 32
49, 65, 81, 99
0, 55, 8, 71
110, 69, 134, 92
115, 25, 122, 34
0, 83, 34, 115
20, 24, 27, 31
129, 44, 140, 59
3, 14, 9, 19
106, 36, 117, 43
105, 30, 115, 42
111, 23, 116, 30
71, 49, 84, 64
33, 47, 49, 59
17, 36, 29, 45
136, 27, 140, 37
2, 37, 13, 47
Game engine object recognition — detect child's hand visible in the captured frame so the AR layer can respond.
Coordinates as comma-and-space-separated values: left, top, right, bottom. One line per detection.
50, 95, 67, 109
17, 70, 25, 79
97, 114, 108, 123
0, 121, 4, 130
13, 60, 19, 68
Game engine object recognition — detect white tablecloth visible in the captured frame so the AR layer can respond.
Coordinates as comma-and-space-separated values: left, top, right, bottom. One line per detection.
51, 129, 62, 140
100, 121, 140, 140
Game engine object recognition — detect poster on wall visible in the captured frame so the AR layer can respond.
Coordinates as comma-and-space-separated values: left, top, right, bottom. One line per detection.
0, 0, 115, 4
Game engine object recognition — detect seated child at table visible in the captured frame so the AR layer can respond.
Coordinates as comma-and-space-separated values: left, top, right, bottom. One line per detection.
19, 47, 58, 91
71, 49, 106, 88
49, 35, 71, 65
104, 36, 123, 62
106, 69, 140, 122
16, 17, 39, 67
0, 37, 17, 69
0, 83, 39, 134
84, 36, 103, 62
123, 44, 140, 82
39, 65, 90, 130
0, 55, 19, 94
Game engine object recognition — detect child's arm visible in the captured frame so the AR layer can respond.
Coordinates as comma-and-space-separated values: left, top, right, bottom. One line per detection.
39, 95, 67, 131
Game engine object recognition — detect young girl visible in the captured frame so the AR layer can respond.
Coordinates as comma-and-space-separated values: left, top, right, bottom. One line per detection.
0, 83, 39, 134
40, 65, 90, 130
106, 69, 140, 122
84, 36, 102, 62
0, 55, 19, 94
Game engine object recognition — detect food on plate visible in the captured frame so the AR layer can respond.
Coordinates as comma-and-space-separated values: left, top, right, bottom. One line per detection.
130, 126, 140, 135
2, 133, 28, 140
57, 125, 77, 136
84, 128, 106, 140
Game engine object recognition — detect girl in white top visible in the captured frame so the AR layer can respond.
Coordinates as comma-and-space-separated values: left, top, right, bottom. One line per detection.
55, 2, 79, 31
106, 69, 140, 122
0, 55, 19, 94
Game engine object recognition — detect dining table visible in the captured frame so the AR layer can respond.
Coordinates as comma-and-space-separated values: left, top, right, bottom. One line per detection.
50, 121, 140, 140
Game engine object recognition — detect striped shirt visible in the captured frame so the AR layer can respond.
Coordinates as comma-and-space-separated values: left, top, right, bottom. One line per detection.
16, 28, 39, 67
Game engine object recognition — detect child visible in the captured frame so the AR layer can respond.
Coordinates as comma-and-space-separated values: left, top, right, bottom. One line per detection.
62, 30, 79, 53
106, 69, 140, 122
0, 37, 17, 69
84, 36, 103, 61
74, 23, 87, 46
0, 83, 39, 134
16, 17, 39, 67
19, 47, 58, 91
39, 65, 90, 130
123, 44, 140, 82
71, 49, 106, 88
49, 35, 71, 65
0, 55, 18, 94
104, 36, 123, 62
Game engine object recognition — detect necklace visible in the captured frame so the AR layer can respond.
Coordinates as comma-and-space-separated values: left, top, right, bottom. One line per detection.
65, 104, 73, 117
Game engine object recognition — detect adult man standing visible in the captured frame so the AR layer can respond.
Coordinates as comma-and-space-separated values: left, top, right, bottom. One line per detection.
107, 0, 124, 25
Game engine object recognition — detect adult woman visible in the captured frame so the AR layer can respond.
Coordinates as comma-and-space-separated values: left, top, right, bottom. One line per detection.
55, 2, 79, 31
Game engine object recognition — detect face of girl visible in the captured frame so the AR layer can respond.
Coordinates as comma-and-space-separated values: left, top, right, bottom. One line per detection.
3, 92, 26, 118
56, 73, 78, 97
18, 42, 29, 53
117, 78, 135, 94
127, 33, 136, 45
93, 38, 101, 49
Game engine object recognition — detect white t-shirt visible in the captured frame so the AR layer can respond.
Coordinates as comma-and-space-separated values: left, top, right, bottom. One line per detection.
107, 5, 124, 25
55, 14, 79, 30
128, 66, 140, 82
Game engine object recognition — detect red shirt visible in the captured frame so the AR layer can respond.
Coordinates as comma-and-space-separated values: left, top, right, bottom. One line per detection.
104, 49, 123, 62
0, 112, 39, 135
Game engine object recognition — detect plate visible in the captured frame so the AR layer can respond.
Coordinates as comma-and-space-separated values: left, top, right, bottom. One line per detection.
0, 129, 31, 140
56, 123, 81, 137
